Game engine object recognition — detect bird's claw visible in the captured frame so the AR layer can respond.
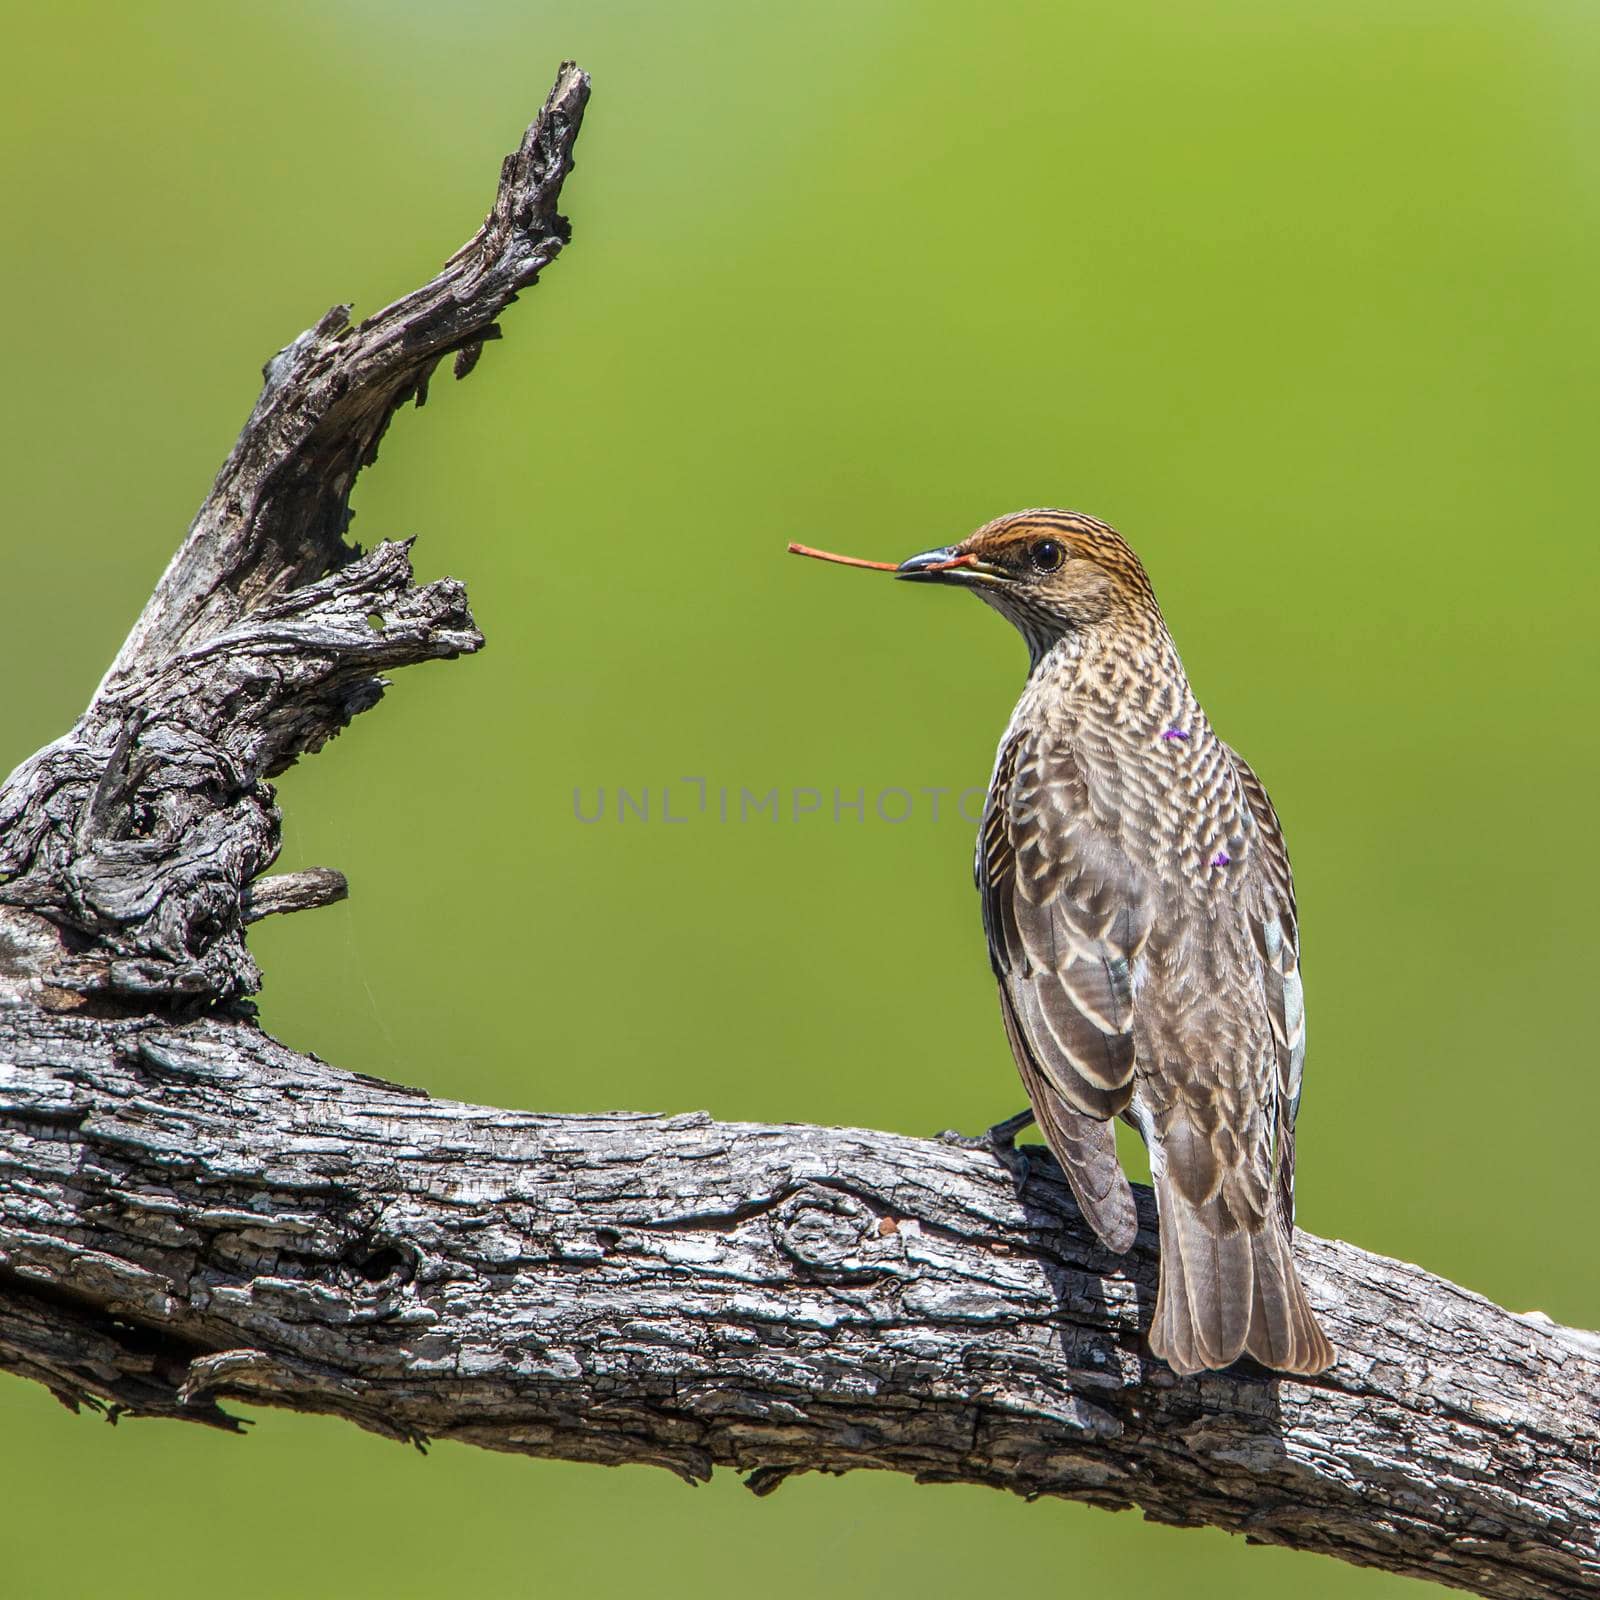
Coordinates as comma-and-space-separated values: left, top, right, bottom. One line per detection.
938, 1108, 1035, 1157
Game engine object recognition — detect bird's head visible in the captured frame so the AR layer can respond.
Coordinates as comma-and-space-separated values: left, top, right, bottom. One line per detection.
895, 510, 1162, 663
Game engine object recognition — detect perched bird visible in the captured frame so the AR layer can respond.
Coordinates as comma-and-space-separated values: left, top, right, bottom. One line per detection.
894, 509, 1334, 1377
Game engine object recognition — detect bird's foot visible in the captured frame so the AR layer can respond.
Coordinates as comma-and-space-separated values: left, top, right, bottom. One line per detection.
939, 1107, 1035, 1159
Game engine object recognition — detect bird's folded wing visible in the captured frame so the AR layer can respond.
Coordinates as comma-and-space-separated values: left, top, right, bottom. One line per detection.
1225, 742, 1305, 1234
980, 732, 1151, 1251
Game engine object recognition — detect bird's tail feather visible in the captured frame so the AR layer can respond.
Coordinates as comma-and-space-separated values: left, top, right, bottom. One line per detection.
1149, 1174, 1334, 1377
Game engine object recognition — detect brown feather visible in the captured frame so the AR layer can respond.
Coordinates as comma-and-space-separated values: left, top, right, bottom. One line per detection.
999, 985, 1138, 1252
937, 510, 1333, 1377
981, 733, 1148, 1244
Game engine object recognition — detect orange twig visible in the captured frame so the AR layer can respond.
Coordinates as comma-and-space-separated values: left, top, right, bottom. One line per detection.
787, 543, 975, 573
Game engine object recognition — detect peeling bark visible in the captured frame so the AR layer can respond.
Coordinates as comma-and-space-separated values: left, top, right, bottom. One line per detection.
0, 60, 1595, 1600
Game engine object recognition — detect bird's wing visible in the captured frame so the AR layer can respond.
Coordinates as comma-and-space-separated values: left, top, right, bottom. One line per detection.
1224, 742, 1306, 1234
979, 730, 1150, 1251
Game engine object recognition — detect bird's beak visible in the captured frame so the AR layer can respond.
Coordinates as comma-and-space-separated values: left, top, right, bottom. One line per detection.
895, 546, 1002, 587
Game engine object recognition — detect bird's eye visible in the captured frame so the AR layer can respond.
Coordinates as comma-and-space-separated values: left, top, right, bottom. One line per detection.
1029, 539, 1064, 573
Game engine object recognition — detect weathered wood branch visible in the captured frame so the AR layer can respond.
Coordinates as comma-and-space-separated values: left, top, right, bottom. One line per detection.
0, 60, 1595, 1600
0, 1013, 1596, 1600
0, 61, 587, 1005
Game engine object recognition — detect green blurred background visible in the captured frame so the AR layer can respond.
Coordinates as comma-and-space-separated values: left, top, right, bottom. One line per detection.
3, 1, 1596, 1595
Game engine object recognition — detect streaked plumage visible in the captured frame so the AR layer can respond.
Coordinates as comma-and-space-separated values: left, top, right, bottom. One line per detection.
898, 509, 1333, 1377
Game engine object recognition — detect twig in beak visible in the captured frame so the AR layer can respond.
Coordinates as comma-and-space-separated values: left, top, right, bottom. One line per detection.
787, 543, 976, 573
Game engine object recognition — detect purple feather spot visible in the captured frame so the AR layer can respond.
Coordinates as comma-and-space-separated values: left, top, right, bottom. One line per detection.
1161, 728, 1189, 742
1212, 851, 1231, 868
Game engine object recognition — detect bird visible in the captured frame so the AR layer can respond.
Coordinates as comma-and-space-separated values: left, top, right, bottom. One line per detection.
892, 509, 1335, 1377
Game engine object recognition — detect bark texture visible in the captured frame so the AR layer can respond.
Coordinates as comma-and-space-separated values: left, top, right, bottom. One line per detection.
0, 61, 1595, 1600
0, 61, 586, 1005
1, 1011, 1597, 1600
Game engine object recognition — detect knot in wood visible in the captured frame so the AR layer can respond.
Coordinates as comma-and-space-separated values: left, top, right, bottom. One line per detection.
770, 1187, 889, 1279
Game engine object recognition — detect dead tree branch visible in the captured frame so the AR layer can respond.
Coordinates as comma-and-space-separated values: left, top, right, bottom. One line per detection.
0, 61, 586, 1005
0, 61, 1594, 1600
